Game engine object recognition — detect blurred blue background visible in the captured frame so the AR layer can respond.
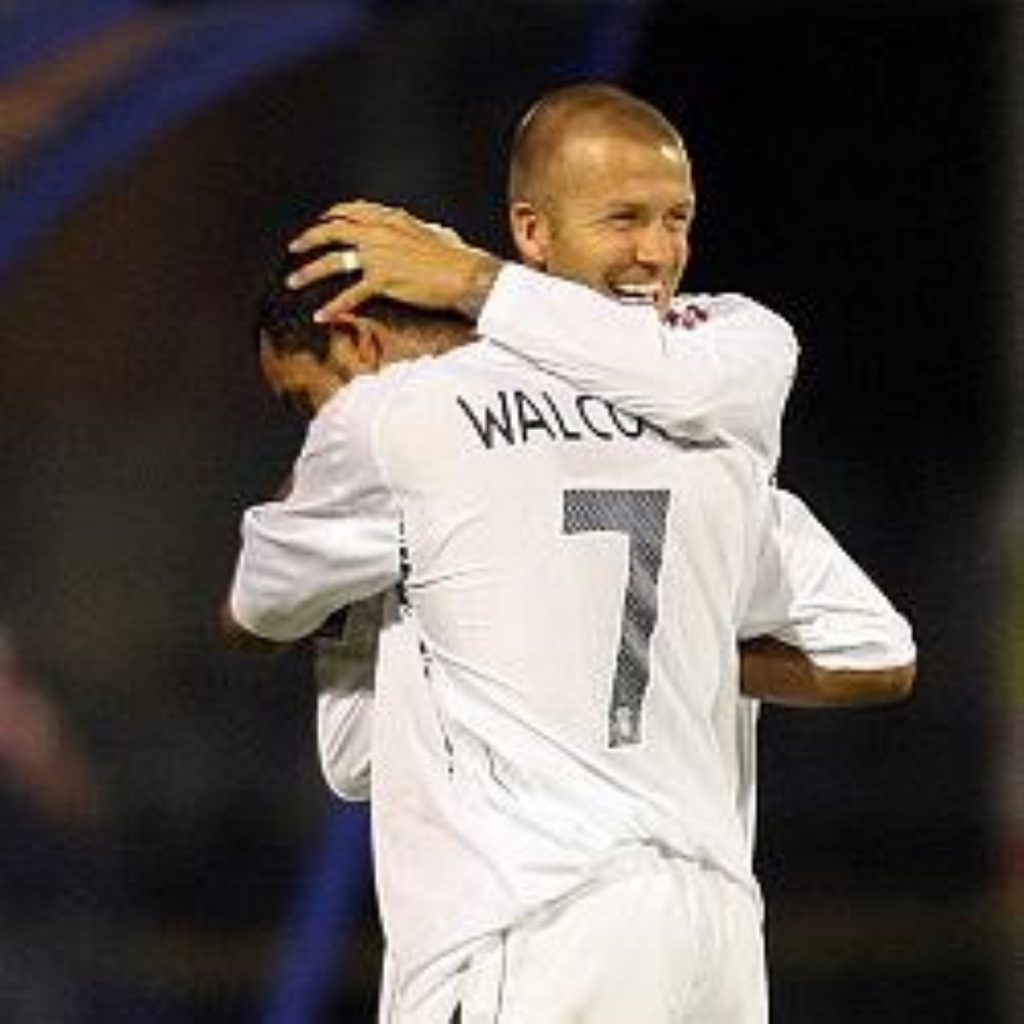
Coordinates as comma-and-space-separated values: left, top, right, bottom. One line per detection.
0, 0, 1018, 1020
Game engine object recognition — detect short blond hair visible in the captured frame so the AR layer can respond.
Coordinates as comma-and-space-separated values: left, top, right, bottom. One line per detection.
507, 83, 684, 207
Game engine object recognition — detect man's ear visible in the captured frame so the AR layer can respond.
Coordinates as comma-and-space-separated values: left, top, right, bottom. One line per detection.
326, 316, 384, 377
509, 201, 549, 268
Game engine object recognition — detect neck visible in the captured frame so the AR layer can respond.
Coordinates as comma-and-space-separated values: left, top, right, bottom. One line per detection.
389, 322, 474, 363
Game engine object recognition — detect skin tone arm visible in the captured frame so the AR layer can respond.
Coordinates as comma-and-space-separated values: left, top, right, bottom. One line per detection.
740, 637, 913, 707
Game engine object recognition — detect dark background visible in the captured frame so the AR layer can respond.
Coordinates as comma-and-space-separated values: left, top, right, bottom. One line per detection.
0, 0, 1017, 1020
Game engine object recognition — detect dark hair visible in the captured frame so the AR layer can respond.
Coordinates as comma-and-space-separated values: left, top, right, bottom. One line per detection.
256, 245, 471, 358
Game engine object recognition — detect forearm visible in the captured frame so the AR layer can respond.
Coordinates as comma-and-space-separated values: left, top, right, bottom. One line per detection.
478, 265, 796, 463
452, 251, 504, 319
740, 636, 915, 707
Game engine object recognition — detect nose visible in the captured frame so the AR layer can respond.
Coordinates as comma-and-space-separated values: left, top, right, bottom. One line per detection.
634, 221, 683, 269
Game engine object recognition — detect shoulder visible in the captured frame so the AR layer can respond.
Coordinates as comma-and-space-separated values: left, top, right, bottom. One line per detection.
307, 359, 437, 448
288, 361, 437, 498
669, 292, 798, 343
316, 359, 426, 430
381, 341, 523, 395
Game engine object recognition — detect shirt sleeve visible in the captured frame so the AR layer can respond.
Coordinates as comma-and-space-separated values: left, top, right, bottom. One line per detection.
741, 488, 916, 669
228, 382, 402, 643
478, 263, 799, 469
314, 597, 381, 802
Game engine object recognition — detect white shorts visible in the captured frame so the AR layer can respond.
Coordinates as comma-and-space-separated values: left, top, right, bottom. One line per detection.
382, 847, 767, 1024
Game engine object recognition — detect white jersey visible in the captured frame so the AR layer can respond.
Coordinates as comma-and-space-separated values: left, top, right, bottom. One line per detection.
479, 263, 799, 472
229, 266, 914, 1000
312, 598, 382, 802
234, 344, 773, 984
473, 264, 915, 873
311, 490, 915, 803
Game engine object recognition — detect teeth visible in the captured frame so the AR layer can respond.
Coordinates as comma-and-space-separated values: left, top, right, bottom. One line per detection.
613, 284, 660, 305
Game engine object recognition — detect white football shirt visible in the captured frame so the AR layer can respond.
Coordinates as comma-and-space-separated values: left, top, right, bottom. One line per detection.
233, 352, 772, 984
479, 263, 800, 471
473, 264, 915, 876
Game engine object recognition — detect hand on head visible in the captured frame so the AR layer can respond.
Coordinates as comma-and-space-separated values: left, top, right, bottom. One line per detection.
287, 201, 501, 324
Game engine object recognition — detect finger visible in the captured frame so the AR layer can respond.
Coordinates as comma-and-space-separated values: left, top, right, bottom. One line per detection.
289, 211, 402, 253
289, 218, 362, 253
286, 251, 358, 289
319, 199, 396, 225
316, 204, 360, 224
318, 197, 373, 218
314, 280, 377, 323
426, 221, 462, 244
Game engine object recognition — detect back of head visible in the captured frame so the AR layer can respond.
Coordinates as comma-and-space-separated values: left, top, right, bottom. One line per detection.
507, 82, 684, 209
256, 246, 471, 358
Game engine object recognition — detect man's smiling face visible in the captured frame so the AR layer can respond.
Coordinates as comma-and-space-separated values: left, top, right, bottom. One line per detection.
512, 130, 695, 318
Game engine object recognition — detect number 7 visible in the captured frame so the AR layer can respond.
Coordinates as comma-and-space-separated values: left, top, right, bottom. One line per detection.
563, 489, 670, 748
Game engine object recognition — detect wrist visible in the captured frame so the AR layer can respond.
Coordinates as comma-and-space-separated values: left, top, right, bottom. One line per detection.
455, 251, 503, 320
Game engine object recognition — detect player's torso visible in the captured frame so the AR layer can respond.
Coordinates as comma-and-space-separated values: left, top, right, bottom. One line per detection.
374, 346, 768, 839
364, 345, 774, 978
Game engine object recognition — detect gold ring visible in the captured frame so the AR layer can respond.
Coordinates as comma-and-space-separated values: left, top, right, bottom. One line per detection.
337, 248, 362, 273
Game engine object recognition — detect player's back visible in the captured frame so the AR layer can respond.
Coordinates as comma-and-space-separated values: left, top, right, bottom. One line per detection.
369, 341, 771, 976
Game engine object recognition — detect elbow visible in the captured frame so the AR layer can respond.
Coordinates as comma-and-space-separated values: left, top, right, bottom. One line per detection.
217, 600, 243, 649
217, 599, 252, 651
883, 660, 916, 703
320, 758, 372, 802
216, 599, 287, 656
818, 659, 916, 707
325, 774, 372, 803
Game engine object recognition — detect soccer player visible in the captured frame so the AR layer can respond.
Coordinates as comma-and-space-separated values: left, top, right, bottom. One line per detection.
223, 238, 913, 1022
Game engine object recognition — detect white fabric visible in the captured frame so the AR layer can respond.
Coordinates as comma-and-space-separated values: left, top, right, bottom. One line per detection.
476, 264, 914, 892
384, 844, 766, 1024
230, 343, 773, 992
228, 271, 914, 1019
481, 266, 914, 676
313, 597, 383, 802
479, 263, 799, 470
461, 849, 766, 1024
373, 348, 774, 987
229, 391, 401, 642
742, 489, 916, 668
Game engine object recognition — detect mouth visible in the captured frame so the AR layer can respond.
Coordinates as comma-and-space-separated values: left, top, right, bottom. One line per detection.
610, 282, 663, 306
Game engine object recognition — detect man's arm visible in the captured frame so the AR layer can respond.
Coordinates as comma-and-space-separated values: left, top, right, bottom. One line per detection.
740, 489, 916, 706
477, 264, 797, 468
221, 568, 379, 802
218, 600, 289, 653
313, 602, 380, 802
221, 382, 402, 649
740, 636, 913, 707
287, 202, 797, 467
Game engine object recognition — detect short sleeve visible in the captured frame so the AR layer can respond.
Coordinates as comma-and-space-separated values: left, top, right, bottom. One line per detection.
741, 489, 916, 669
